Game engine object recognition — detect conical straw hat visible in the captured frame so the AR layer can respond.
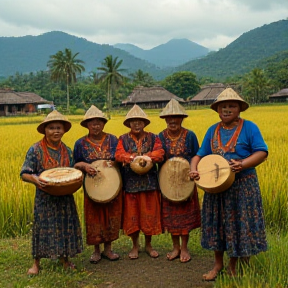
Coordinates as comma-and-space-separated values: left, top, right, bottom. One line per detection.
80, 105, 108, 128
37, 110, 71, 134
123, 104, 150, 127
159, 99, 188, 118
210, 88, 249, 112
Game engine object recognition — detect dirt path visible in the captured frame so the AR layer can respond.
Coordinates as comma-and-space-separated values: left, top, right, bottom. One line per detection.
85, 248, 215, 288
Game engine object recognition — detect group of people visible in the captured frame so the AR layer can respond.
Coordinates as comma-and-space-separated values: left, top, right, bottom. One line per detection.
20, 87, 268, 282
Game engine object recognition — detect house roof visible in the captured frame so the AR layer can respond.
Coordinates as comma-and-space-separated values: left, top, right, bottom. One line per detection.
270, 88, 288, 98
0, 89, 50, 105
189, 83, 226, 102
122, 86, 185, 104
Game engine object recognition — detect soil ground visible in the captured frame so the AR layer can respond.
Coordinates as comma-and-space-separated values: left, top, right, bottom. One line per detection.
87, 247, 215, 288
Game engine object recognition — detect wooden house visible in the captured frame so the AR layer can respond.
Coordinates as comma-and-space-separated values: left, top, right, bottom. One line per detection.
269, 88, 288, 102
188, 83, 226, 106
121, 86, 185, 108
0, 89, 51, 116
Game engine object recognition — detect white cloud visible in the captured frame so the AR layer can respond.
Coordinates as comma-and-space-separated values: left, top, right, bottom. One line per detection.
0, 0, 287, 50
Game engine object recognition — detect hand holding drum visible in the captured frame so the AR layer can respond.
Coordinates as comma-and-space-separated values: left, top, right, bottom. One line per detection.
130, 155, 153, 175
39, 167, 83, 196
193, 155, 235, 193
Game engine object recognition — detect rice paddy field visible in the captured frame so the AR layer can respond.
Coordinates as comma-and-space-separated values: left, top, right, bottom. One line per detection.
0, 104, 288, 287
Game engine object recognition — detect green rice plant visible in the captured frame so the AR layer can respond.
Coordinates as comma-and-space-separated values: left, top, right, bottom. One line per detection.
215, 232, 288, 288
0, 105, 287, 238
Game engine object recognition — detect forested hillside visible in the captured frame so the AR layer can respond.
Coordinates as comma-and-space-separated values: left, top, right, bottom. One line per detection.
0, 19, 287, 81
176, 19, 288, 80
0, 31, 159, 78
114, 39, 210, 68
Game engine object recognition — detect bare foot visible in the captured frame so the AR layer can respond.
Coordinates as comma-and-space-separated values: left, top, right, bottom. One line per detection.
102, 250, 120, 261
27, 264, 39, 275
145, 246, 159, 258
180, 249, 191, 263
90, 251, 101, 264
166, 249, 180, 261
202, 267, 223, 281
128, 247, 139, 259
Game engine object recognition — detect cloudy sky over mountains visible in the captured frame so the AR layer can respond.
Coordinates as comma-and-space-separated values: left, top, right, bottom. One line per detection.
0, 0, 287, 50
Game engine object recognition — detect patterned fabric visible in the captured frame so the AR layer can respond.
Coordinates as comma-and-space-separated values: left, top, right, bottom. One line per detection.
123, 190, 162, 236
20, 138, 83, 259
115, 132, 164, 193
73, 134, 122, 245
159, 128, 201, 235
197, 119, 268, 257
115, 131, 164, 236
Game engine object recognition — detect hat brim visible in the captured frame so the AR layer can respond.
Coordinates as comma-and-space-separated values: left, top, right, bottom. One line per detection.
80, 117, 108, 128
124, 117, 150, 128
37, 120, 72, 134
210, 100, 249, 112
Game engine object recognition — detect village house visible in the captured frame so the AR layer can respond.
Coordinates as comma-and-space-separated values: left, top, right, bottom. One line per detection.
269, 88, 288, 102
121, 86, 185, 108
0, 89, 52, 116
188, 83, 226, 106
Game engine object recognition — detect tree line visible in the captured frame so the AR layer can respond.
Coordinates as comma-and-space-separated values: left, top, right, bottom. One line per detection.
0, 47, 287, 114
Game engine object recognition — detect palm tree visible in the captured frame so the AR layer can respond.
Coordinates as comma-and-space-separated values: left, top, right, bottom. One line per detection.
242, 68, 271, 103
47, 48, 85, 111
97, 55, 125, 119
129, 69, 155, 87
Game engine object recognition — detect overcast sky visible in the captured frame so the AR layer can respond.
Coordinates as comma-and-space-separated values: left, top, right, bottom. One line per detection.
0, 0, 287, 51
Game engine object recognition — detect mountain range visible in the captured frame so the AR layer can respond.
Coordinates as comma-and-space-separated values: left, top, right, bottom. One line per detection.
0, 19, 287, 81
113, 39, 210, 68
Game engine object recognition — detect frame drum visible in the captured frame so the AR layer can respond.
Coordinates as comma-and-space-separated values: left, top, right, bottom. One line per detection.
130, 156, 153, 175
39, 167, 83, 196
159, 157, 195, 202
195, 154, 235, 193
84, 160, 122, 203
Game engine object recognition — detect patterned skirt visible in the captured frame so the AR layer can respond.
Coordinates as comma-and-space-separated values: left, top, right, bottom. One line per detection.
123, 190, 162, 236
162, 186, 201, 235
201, 170, 267, 257
85, 191, 122, 245
32, 189, 83, 259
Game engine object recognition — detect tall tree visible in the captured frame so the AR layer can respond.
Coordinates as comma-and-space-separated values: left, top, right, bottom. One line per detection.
161, 71, 200, 100
241, 68, 271, 103
97, 55, 125, 119
47, 48, 85, 111
129, 69, 155, 87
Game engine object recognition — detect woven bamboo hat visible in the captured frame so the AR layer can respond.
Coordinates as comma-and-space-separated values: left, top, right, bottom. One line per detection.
123, 104, 150, 127
159, 99, 188, 118
80, 105, 108, 128
37, 110, 71, 134
210, 88, 249, 112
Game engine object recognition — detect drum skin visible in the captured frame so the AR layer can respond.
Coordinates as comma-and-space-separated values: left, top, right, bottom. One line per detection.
130, 156, 153, 175
195, 154, 235, 193
84, 160, 122, 203
159, 157, 195, 202
39, 167, 83, 196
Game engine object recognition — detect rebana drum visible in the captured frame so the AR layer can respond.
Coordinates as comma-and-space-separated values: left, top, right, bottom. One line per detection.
130, 156, 153, 175
195, 154, 235, 193
159, 157, 195, 202
84, 160, 122, 203
39, 167, 83, 196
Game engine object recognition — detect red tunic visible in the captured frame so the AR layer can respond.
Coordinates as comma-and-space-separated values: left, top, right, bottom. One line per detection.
115, 132, 164, 236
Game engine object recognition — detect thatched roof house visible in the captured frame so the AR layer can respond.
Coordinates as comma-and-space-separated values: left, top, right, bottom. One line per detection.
121, 86, 185, 108
269, 88, 288, 102
0, 89, 51, 116
189, 83, 226, 105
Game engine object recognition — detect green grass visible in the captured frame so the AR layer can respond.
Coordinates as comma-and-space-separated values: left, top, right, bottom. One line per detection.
0, 231, 287, 288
